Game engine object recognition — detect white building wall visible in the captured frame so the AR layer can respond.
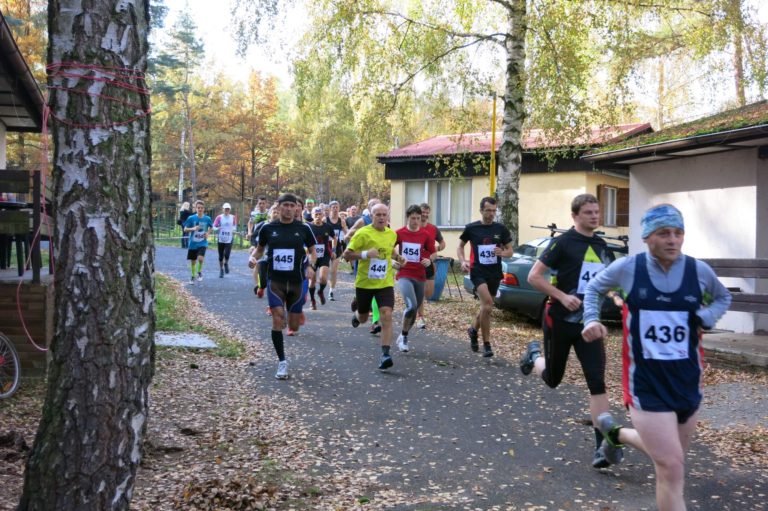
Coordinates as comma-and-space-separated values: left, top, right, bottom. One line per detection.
757, 153, 768, 333
629, 147, 761, 333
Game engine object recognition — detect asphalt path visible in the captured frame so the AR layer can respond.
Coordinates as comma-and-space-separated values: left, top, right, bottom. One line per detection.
155, 245, 766, 510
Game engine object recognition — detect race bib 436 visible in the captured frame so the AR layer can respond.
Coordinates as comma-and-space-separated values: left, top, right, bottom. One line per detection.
639, 310, 690, 361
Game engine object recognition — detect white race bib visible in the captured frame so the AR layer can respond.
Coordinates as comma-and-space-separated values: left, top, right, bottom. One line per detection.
639, 310, 690, 361
192, 230, 206, 243
577, 261, 606, 294
367, 258, 388, 280
401, 242, 420, 263
315, 244, 325, 258
217, 217, 235, 243
272, 249, 295, 271
218, 230, 233, 243
478, 244, 496, 265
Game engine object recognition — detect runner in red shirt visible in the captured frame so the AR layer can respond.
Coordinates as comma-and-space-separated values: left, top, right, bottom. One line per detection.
394, 204, 434, 352
416, 202, 444, 328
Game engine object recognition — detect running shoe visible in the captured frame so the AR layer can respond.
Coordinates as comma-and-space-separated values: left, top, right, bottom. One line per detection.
287, 329, 296, 336
257, 287, 265, 298
467, 327, 479, 352
275, 360, 289, 379
416, 317, 426, 329
329, 290, 335, 301
596, 413, 625, 465
370, 322, 381, 335
519, 340, 542, 376
592, 443, 611, 469
310, 300, 317, 311
350, 297, 358, 312
397, 334, 409, 352
378, 354, 393, 370
483, 343, 494, 358
253, 286, 259, 296
197, 272, 203, 282
219, 269, 224, 278
224, 262, 229, 274
190, 276, 195, 285
318, 289, 326, 305
351, 314, 360, 328
266, 306, 272, 317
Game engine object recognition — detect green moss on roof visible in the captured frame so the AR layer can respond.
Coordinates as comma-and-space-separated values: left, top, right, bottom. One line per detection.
591, 101, 768, 154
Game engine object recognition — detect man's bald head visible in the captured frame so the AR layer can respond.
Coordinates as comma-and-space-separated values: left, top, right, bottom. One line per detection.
370, 203, 389, 230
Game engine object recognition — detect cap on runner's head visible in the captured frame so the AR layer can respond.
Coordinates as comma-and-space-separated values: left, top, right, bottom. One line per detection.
329, 200, 339, 206
641, 203, 684, 238
312, 206, 323, 215
222, 202, 231, 210
277, 193, 299, 204
306, 198, 315, 204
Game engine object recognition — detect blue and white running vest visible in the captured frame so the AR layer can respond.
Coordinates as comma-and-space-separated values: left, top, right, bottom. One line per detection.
622, 253, 704, 413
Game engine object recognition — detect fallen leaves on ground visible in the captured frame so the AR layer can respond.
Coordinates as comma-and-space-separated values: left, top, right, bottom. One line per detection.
419, 293, 768, 471
1, 279, 766, 510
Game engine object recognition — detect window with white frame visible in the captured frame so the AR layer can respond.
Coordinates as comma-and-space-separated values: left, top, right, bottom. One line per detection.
597, 184, 629, 227
404, 179, 472, 227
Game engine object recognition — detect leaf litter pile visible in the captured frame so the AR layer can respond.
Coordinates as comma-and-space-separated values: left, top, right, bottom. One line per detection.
1, 277, 766, 510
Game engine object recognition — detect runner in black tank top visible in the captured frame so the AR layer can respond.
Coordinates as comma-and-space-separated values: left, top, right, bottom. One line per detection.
519, 194, 620, 470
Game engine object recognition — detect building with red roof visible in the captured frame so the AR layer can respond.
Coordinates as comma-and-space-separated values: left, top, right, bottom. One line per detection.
377, 123, 652, 254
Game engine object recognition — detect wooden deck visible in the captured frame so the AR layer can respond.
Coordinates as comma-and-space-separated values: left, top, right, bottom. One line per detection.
0, 271, 53, 377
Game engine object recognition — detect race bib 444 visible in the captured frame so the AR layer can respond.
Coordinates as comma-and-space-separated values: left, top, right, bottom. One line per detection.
367, 258, 388, 279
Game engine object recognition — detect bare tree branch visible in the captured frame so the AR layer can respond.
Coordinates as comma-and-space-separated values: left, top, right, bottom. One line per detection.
353, 8, 507, 44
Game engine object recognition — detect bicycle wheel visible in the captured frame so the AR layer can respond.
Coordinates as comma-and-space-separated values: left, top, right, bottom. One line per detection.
0, 332, 20, 399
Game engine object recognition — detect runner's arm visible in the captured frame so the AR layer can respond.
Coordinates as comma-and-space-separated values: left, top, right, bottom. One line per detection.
497, 241, 513, 258
528, 260, 580, 311
582, 257, 634, 341
344, 217, 366, 243
457, 240, 470, 272
695, 261, 732, 328
435, 226, 446, 252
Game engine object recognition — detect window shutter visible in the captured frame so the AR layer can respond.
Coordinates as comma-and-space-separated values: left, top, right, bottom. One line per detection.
596, 184, 606, 224
617, 187, 629, 227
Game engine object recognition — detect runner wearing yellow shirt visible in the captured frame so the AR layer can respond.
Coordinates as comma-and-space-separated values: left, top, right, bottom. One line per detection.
343, 203, 405, 370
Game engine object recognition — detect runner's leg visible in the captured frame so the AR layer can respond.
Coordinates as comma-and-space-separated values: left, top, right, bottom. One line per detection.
379, 306, 393, 347
398, 278, 419, 333
572, 327, 609, 450
628, 408, 689, 511
371, 298, 380, 324
474, 283, 493, 344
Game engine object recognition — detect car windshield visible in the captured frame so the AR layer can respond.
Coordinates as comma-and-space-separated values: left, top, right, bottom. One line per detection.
513, 237, 551, 258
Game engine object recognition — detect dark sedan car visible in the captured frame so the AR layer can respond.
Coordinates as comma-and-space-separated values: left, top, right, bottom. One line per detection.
463, 235, 627, 323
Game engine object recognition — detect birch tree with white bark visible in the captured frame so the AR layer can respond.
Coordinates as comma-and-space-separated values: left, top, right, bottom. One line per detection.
19, 0, 154, 508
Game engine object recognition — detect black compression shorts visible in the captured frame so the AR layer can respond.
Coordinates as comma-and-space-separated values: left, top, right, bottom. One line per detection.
355, 287, 395, 314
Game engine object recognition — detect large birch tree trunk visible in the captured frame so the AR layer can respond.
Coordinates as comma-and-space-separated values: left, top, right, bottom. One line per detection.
19, 0, 154, 509
496, 0, 526, 248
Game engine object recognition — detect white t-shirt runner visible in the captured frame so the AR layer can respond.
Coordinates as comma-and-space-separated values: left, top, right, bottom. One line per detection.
214, 214, 237, 244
